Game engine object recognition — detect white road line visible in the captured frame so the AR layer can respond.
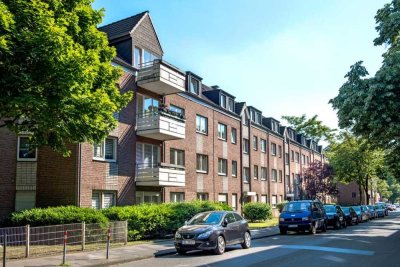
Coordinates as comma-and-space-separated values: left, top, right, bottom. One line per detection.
281, 245, 374, 256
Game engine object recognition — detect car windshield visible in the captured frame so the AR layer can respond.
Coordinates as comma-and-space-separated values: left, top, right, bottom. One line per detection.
342, 207, 350, 214
375, 205, 382, 210
282, 202, 311, 212
352, 206, 361, 212
188, 212, 223, 225
324, 206, 336, 213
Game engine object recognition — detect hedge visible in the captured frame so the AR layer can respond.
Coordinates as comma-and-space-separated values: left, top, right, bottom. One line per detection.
243, 202, 272, 222
4, 201, 232, 241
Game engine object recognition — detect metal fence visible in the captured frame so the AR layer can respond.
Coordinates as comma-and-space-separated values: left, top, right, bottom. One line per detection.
0, 221, 127, 261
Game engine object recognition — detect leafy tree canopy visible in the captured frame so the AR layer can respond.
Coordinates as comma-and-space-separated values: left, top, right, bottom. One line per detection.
0, 0, 133, 155
281, 114, 336, 143
302, 161, 337, 201
330, 0, 400, 177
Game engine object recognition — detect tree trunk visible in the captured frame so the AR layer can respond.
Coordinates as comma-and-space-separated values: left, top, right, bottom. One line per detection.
365, 174, 369, 205
358, 183, 363, 205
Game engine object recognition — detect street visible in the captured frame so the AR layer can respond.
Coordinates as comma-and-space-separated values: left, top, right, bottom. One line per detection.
115, 210, 400, 267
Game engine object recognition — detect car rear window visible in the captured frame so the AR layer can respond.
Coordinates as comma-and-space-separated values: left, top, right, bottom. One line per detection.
324, 206, 336, 213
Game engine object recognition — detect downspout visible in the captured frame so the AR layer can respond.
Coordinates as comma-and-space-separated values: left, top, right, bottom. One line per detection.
76, 143, 82, 207
239, 118, 244, 213
267, 133, 271, 204
212, 110, 216, 201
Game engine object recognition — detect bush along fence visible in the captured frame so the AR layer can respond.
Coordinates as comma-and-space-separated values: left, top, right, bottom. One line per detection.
0, 221, 127, 261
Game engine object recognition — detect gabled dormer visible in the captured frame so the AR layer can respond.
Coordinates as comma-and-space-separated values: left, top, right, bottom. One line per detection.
186, 71, 203, 96
247, 106, 262, 125
202, 85, 236, 113
263, 117, 280, 133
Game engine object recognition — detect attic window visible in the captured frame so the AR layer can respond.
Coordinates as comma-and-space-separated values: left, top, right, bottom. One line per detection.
272, 121, 279, 132
220, 94, 226, 108
134, 46, 159, 69
228, 98, 234, 112
189, 77, 200, 95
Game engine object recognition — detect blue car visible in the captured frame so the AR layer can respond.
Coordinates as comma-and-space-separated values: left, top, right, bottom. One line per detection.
279, 200, 327, 235
375, 205, 385, 218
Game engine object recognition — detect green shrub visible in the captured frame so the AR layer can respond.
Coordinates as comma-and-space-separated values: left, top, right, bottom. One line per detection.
243, 202, 272, 222
9, 206, 108, 227
276, 202, 288, 213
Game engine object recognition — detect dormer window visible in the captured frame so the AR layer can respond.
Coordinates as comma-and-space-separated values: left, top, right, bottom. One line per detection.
228, 98, 234, 112
189, 76, 200, 95
220, 94, 226, 108
134, 46, 159, 69
271, 121, 279, 132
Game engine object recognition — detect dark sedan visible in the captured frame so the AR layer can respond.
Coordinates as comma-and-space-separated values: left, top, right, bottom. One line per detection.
342, 207, 358, 226
324, 205, 346, 229
174, 211, 251, 255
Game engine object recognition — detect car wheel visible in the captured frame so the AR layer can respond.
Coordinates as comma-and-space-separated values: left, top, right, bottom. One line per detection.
176, 249, 186, 255
309, 223, 317, 235
280, 229, 287, 235
334, 219, 340, 229
214, 235, 226, 255
241, 231, 251, 249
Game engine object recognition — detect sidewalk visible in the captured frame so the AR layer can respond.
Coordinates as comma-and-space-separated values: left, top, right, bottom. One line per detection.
6, 226, 279, 267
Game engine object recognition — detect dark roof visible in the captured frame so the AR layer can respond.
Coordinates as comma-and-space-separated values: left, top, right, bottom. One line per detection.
99, 11, 148, 40
235, 102, 246, 115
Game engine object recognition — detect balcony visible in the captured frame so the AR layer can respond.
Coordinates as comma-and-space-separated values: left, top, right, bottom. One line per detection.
136, 163, 185, 187
137, 110, 185, 140
137, 59, 186, 95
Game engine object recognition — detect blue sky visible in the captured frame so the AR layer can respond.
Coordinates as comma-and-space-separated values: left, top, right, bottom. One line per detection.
93, 0, 388, 129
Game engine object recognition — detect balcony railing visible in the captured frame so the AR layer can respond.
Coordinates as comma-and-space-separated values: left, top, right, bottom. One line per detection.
137, 110, 185, 140
137, 59, 186, 95
136, 163, 185, 187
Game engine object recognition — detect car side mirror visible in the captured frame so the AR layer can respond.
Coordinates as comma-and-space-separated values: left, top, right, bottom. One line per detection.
222, 218, 228, 227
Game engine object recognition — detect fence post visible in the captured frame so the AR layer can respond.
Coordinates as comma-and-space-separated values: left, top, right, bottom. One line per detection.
25, 225, 30, 258
3, 233, 6, 267
81, 222, 85, 251
62, 231, 67, 265
106, 226, 111, 259
124, 221, 128, 245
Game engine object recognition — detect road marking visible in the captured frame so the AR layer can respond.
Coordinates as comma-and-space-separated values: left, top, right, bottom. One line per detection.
281, 245, 374, 256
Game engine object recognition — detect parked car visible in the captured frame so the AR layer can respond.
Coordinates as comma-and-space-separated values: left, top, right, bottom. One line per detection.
279, 200, 327, 235
324, 205, 346, 229
368, 205, 377, 219
351, 206, 369, 222
174, 211, 251, 255
361, 205, 371, 220
341, 207, 358, 226
375, 205, 385, 218
376, 202, 389, 216
389, 204, 397, 211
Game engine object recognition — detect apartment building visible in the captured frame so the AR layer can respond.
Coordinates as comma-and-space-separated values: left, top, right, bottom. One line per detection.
0, 11, 326, 218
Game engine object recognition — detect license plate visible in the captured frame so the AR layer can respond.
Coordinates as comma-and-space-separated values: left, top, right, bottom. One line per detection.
182, 240, 195, 245
288, 224, 298, 228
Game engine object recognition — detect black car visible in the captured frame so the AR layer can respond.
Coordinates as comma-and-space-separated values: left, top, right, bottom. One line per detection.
341, 207, 358, 226
324, 205, 346, 229
174, 211, 251, 255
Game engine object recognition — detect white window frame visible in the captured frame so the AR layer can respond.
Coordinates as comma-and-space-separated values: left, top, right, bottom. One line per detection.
189, 77, 200, 95
220, 94, 227, 109
253, 136, 258, 150
271, 169, 277, 182
232, 194, 237, 211
231, 128, 237, 144
261, 139, 266, 153
261, 167, 267, 180
17, 136, 37, 161
196, 154, 208, 173
271, 143, 277, 156
243, 139, 249, 154
197, 193, 209, 201
228, 98, 234, 112
170, 192, 185, 202
254, 165, 258, 179
93, 137, 117, 162
196, 115, 208, 134
92, 191, 116, 209
272, 195, 277, 208
243, 167, 250, 183
218, 158, 228, 176
170, 148, 185, 166
232, 160, 237, 177
218, 123, 227, 141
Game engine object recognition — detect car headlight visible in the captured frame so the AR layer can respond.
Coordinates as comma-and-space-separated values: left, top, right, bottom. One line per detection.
175, 232, 182, 239
197, 231, 213, 239
302, 217, 310, 221
279, 217, 284, 222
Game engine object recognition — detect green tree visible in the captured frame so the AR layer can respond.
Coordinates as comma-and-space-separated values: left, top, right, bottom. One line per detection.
330, 0, 400, 177
0, 0, 133, 155
281, 114, 336, 143
328, 132, 384, 205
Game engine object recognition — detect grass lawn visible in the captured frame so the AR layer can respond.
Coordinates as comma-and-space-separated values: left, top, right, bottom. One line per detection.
248, 218, 279, 229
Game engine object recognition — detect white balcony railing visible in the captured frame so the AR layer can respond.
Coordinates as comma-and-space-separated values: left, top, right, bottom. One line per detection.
137, 110, 185, 140
136, 163, 185, 187
137, 59, 186, 95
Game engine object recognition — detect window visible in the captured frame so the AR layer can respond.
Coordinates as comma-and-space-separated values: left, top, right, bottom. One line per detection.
278, 170, 283, 183
261, 139, 266, 153
136, 191, 161, 204
197, 193, 209, 201
196, 154, 208, 173
254, 194, 259, 202
285, 153, 289, 165
253, 136, 258, 150
170, 149, 185, 166
352, 192, 356, 198
231, 128, 237, 144
169, 105, 184, 117
278, 145, 282, 158
136, 143, 160, 168
271, 143, 277, 156
134, 47, 158, 68
254, 165, 258, 179
218, 123, 227, 140
255, 112, 261, 124
220, 94, 227, 108
271, 169, 277, 182
143, 49, 158, 63
134, 47, 142, 68
228, 98, 234, 112
302, 154, 306, 164
93, 138, 117, 162
232, 194, 237, 211
189, 77, 200, 95
171, 192, 185, 202
279, 195, 283, 203
218, 158, 228, 176
261, 167, 267, 180
92, 191, 116, 209
218, 194, 227, 204
291, 150, 294, 162
243, 139, 249, 154
196, 115, 208, 134
272, 195, 277, 208
295, 152, 300, 163
17, 136, 37, 161
261, 195, 267, 203
306, 156, 309, 165
243, 167, 250, 183
138, 95, 159, 114
232, 161, 237, 177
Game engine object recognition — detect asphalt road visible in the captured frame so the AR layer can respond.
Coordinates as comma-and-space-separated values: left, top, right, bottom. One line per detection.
114, 209, 400, 267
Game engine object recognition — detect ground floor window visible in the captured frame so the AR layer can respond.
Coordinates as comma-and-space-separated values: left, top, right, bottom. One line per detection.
170, 192, 185, 202
272, 195, 277, 208
197, 193, 209, 201
92, 191, 116, 209
136, 191, 161, 204
218, 193, 228, 204
15, 190, 36, 211
232, 194, 237, 211
261, 195, 268, 203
